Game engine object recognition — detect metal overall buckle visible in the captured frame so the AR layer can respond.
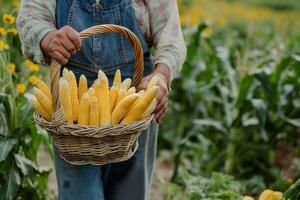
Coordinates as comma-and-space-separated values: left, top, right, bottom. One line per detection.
93, 0, 103, 9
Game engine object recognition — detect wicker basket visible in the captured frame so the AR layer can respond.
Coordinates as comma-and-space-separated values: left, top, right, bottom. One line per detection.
34, 24, 153, 165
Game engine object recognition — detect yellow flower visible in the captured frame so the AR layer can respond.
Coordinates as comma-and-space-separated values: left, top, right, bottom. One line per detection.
13, 0, 20, 8
24, 59, 34, 68
16, 83, 26, 94
0, 40, 4, 50
7, 28, 17, 36
6, 63, 16, 73
24, 59, 40, 72
3, 14, 16, 24
180, 15, 186, 26
287, 178, 294, 185
258, 189, 282, 200
31, 64, 40, 72
0, 27, 7, 36
29, 75, 38, 85
202, 27, 213, 37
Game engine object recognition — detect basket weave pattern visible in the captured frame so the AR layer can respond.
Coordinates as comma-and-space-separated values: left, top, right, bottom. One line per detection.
34, 25, 153, 165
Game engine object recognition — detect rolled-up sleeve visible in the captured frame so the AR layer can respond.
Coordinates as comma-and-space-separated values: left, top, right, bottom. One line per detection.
147, 0, 187, 81
16, 0, 56, 65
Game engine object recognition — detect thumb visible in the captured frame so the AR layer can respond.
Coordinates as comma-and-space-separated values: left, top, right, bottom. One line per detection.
139, 75, 152, 89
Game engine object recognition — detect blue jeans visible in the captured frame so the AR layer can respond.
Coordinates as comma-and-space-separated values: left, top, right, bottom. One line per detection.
53, 122, 159, 200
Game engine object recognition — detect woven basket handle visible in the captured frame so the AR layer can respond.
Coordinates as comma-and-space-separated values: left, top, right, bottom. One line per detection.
50, 24, 144, 111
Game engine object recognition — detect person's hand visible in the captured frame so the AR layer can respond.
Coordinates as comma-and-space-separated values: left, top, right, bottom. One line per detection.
139, 63, 170, 123
40, 26, 81, 65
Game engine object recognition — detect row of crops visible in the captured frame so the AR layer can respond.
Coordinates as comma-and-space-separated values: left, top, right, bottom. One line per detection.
0, 1, 53, 199
1, 0, 300, 199
157, 0, 300, 199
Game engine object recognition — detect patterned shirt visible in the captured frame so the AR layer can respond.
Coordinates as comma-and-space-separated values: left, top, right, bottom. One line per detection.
16, 0, 186, 81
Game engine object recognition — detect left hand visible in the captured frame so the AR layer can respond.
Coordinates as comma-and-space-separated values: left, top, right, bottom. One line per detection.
139, 64, 170, 123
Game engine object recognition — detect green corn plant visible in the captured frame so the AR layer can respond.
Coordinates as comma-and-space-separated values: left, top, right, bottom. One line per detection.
160, 21, 300, 194
0, 6, 53, 200
284, 178, 300, 200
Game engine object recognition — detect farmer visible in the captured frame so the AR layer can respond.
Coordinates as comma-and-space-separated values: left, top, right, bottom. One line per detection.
17, 0, 186, 199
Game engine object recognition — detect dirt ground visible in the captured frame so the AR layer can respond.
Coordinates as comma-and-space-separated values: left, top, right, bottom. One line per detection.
37, 145, 173, 200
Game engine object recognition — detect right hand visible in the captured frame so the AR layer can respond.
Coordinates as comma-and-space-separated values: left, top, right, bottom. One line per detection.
40, 26, 81, 65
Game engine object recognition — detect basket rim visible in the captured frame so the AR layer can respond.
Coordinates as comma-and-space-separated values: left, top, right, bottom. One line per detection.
33, 111, 154, 138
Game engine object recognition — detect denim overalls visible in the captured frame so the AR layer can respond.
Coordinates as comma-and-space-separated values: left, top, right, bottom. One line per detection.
53, 0, 158, 199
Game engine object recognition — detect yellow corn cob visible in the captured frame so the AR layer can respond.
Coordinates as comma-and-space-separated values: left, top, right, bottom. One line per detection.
109, 85, 119, 112
129, 89, 146, 111
87, 87, 97, 106
92, 80, 98, 90
111, 94, 139, 124
78, 75, 88, 99
78, 92, 90, 125
121, 86, 159, 124
147, 75, 159, 90
121, 78, 132, 91
58, 78, 73, 123
36, 79, 52, 99
94, 79, 101, 100
98, 74, 111, 126
137, 89, 145, 96
125, 87, 136, 97
66, 71, 79, 123
89, 96, 100, 126
87, 87, 96, 98
115, 88, 126, 107
62, 68, 69, 78
98, 69, 108, 80
141, 98, 157, 119
33, 87, 52, 116
113, 69, 122, 87
32, 97, 51, 121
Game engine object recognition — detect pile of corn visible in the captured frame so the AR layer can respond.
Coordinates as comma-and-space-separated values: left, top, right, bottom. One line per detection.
243, 189, 283, 200
32, 69, 159, 126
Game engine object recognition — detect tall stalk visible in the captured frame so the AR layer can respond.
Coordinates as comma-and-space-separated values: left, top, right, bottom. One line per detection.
171, 114, 187, 182
224, 128, 237, 174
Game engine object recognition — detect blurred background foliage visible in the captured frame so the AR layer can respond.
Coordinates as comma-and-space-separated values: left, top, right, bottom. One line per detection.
161, 0, 300, 198
1, 0, 300, 199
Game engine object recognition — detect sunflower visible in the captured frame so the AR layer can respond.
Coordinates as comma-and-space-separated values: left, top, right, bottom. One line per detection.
31, 64, 40, 72
0, 40, 4, 50
7, 28, 17, 35
29, 75, 38, 85
16, 83, 26, 94
6, 63, 16, 73
0, 27, 7, 36
3, 14, 16, 24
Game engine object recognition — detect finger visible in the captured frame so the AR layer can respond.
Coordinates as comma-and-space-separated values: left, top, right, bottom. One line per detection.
57, 46, 71, 60
155, 105, 167, 122
154, 98, 167, 113
66, 27, 81, 51
60, 38, 76, 55
139, 75, 152, 89
154, 95, 167, 113
52, 51, 68, 65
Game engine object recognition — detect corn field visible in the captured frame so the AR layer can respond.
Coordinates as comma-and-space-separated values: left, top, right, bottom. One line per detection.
1, 0, 300, 199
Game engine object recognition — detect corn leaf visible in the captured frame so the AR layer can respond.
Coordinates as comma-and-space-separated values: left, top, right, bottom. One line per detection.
0, 138, 17, 162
